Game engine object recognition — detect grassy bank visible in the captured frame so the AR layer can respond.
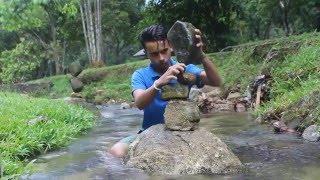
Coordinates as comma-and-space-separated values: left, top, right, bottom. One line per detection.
210, 32, 320, 128
0, 92, 95, 178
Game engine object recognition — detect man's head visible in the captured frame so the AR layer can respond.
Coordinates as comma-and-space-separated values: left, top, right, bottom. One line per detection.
139, 25, 172, 72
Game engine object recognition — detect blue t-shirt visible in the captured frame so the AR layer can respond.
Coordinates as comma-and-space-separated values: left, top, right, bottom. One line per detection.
131, 59, 204, 130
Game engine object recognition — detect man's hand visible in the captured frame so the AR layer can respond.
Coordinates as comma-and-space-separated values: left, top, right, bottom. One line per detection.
156, 63, 186, 87
193, 28, 222, 87
194, 29, 206, 61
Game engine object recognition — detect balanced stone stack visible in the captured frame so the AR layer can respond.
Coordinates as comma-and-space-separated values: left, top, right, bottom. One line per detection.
163, 20, 204, 131
124, 21, 244, 175
69, 61, 84, 93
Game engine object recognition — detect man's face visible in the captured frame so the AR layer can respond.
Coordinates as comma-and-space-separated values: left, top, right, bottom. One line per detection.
144, 40, 172, 72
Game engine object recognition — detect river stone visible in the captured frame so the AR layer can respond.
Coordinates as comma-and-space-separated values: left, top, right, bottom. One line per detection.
167, 20, 203, 65
177, 73, 197, 85
164, 100, 200, 131
70, 77, 84, 93
68, 61, 83, 77
161, 83, 189, 100
189, 87, 201, 101
124, 124, 244, 175
302, 125, 320, 142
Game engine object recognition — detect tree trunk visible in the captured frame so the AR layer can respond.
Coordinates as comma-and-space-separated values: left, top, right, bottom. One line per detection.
80, 0, 103, 66
280, 0, 291, 36
80, 2, 91, 62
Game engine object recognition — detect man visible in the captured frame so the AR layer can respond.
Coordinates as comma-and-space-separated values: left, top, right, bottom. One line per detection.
110, 24, 221, 157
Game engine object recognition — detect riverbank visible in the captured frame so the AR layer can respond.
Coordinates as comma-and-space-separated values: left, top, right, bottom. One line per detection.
22, 32, 319, 131
31, 33, 319, 130
0, 92, 95, 178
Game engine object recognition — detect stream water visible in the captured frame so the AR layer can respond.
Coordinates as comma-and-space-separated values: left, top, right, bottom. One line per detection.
22, 104, 320, 180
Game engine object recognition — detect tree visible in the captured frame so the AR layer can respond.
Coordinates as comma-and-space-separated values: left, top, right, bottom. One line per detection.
146, 0, 240, 51
79, 0, 103, 66
102, 0, 145, 64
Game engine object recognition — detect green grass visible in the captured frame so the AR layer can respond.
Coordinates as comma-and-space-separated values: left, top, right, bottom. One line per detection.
208, 32, 320, 127
0, 92, 95, 178
28, 75, 72, 98
80, 60, 148, 102
255, 44, 320, 122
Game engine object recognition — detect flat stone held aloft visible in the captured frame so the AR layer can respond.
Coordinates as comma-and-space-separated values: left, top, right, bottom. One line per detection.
167, 20, 204, 65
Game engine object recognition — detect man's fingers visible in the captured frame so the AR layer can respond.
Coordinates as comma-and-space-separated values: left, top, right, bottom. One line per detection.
177, 63, 186, 68
172, 69, 180, 75
195, 34, 201, 39
175, 66, 185, 73
168, 75, 177, 80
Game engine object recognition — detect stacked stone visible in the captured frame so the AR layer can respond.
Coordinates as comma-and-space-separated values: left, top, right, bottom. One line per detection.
69, 61, 84, 94
161, 82, 200, 131
162, 20, 204, 131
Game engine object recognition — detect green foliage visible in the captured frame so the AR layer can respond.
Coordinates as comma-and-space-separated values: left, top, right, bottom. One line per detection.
0, 40, 44, 83
0, 0, 45, 31
0, 92, 95, 177
146, 0, 240, 51
103, 0, 145, 64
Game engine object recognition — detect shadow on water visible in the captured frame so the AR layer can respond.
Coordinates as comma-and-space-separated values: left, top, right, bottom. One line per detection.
22, 105, 320, 180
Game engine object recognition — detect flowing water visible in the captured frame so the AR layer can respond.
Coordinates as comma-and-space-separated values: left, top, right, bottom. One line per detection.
22, 104, 320, 180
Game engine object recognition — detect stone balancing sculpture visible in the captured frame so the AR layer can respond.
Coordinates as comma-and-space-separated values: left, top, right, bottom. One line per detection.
124, 21, 244, 175
162, 20, 205, 131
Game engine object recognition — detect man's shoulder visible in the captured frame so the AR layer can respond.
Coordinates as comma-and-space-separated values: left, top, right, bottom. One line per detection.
132, 65, 151, 76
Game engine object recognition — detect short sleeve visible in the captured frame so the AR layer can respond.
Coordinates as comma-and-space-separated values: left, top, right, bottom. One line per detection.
185, 64, 204, 88
131, 70, 147, 94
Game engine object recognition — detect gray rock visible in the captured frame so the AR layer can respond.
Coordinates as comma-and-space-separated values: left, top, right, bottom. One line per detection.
125, 124, 244, 175
70, 77, 84, 93
69, 61, 83, 77
189, 87, 201, 101
235, 103, 246, 112
164, 100, 200, 131
121, 102, 131, 109
161, 83, 189, 100
227, 92, 242, 101
177, 73, 197, 85
27, 116, 49, 126
167, 20, 204, 65
302, 125, 320, 142
272, 121, 288, 133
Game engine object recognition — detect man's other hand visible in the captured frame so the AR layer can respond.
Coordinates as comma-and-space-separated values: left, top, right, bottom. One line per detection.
156, 63, 186, 87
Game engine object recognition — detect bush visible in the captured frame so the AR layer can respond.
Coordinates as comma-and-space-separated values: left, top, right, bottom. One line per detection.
0, 40, 44, 83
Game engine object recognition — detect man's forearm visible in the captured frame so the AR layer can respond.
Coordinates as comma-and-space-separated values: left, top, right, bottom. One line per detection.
201, 55, 222, 87
134, 86, 158, 110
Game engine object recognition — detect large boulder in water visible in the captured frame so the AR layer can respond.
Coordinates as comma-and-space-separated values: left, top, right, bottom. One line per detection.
124, 124, 244, 175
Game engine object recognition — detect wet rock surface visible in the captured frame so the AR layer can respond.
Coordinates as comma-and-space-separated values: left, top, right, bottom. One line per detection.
125, 124, 244, 175
161, 83, 189, 100
164, 100, 200, 131
302, 125, 320, 142
189, 86, 247, 113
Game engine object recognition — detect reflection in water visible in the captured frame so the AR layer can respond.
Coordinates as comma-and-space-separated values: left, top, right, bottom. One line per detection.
22, 105, 320, 180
